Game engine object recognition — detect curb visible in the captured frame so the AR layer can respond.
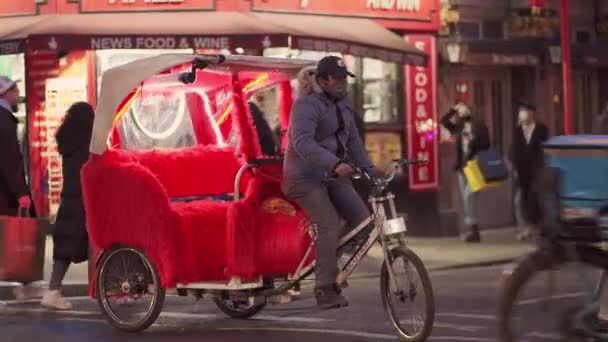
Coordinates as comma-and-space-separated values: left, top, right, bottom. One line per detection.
0, 282, 89, 301
367, 242, 521, 271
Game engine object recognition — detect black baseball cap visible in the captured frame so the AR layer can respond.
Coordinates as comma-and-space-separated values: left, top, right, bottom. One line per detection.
316, 56, 355, 79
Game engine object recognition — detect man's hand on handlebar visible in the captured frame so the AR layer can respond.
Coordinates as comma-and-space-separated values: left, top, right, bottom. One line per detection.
334, 162, 354, 177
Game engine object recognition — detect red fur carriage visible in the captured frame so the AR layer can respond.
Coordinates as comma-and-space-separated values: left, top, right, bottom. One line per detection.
83, 54, 318, 331
83, 54, 436, 341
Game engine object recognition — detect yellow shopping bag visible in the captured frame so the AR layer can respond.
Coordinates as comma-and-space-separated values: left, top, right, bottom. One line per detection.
463, 160, 501, 193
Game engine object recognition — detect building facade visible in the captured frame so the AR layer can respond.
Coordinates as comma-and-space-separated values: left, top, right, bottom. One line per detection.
0, 1, 451, 236
438, 0, 608, 230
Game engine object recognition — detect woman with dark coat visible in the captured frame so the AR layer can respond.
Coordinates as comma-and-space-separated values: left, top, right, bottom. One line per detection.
41, 102, 94, 310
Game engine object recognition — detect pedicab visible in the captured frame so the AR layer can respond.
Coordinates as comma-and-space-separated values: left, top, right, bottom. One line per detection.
498, 135, 608, 341
82, 54, 435, 341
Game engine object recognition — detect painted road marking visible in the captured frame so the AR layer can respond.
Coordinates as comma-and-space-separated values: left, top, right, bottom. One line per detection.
516, 292, 585, 305
437, 313, 497, 321
161, 311, 332, 323
217, 327, 496, 341
0, 306, 332, 324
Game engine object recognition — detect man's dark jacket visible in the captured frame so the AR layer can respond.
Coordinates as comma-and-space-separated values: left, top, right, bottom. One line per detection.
0, 106, 27, 216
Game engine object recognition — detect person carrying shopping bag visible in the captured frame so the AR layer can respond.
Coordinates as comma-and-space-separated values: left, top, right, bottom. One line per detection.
0, 76, 46, 299
440, 101, 490, 243
41, 102, 94, 310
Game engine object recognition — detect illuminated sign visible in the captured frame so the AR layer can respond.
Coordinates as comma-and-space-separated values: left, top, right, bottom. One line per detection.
251, 0, 435, 21
80, 0, 214, 12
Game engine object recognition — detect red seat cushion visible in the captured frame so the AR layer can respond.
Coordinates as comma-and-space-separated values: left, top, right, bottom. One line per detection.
169, 200, 232, 283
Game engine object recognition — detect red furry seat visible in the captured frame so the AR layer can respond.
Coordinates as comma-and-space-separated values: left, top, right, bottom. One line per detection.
82, 147, 313, 293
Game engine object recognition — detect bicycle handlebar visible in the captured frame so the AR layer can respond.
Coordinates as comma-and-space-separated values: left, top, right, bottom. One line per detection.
350, 158, 429, 193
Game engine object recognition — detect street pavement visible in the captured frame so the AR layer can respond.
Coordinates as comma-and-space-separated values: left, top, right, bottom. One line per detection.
0, 227, 535, 299
1, 261, 599, 341
3, 227, 579, 341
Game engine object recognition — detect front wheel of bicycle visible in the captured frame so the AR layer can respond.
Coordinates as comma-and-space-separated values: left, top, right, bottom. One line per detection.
381, 246, 435, 341
497, 248, 569, 342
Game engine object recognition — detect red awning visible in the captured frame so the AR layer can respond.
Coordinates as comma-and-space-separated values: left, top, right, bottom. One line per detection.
253, 13, 427, 66
0, 11, 427, 65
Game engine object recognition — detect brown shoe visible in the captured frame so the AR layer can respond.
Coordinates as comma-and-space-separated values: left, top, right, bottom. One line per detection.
314, 285, 348, 310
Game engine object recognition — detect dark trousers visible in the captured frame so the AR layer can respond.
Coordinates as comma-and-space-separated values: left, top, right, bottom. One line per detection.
283, 178, 370, 288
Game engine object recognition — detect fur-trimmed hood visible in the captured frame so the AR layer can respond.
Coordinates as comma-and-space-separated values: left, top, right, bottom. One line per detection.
296, 66, 322, 97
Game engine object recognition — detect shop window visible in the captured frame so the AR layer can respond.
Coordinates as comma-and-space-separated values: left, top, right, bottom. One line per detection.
456, 22, 481, 40
483, 21, 505, 40
362, 58, 399, 124
574, 29, 592, 44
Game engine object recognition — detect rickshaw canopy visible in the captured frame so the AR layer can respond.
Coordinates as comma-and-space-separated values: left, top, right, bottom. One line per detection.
90, 54, 315, 154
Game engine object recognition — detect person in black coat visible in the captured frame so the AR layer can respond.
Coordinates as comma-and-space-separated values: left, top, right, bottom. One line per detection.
509, 102, 549, 240
41, 102, 94, 310
248, 101, 278, 156
440, 101, 490, 243
0, 76, 31, 217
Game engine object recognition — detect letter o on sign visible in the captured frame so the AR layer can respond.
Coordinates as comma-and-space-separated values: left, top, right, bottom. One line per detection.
415, 72, 428, 87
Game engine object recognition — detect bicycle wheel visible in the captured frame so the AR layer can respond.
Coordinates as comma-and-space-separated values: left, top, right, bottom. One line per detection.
497, 248, 601, 341
380, 246, 435, 341
96, 246, 165, 333
213, 297, 266, 319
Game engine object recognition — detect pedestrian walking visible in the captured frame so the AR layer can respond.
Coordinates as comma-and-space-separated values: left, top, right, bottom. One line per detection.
41, 102, 94, 310
509, 102, 549, 241
440, 101, 490, 243
0, 76, 30, 217
0, 76, 42, 299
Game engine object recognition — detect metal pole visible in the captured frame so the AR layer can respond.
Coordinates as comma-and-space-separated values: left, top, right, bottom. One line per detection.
560, 0, 573, 135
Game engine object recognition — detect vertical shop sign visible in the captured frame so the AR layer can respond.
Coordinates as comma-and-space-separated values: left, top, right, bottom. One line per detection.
27, 51, 60, 217
27, 50, 90, 218
44, 78, 88, 217
404, 34, 438, 192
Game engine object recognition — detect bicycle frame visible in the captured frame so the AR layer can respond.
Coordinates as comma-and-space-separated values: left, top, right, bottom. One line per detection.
285, 190, 405, 295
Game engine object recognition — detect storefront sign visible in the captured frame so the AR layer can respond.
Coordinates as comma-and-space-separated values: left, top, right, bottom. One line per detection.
0, 40, 24, 55
466, 53, 539, 66
44, 78, 88, 217
27, 51, 60, 218
80, 0, 214, 12
508, 11, 557, 39
0, 2, 38, 17
404, 34, 438, 192
28, 34, 287, 52
292, 37, 426, 65
251, 0, 435, 21
27, 50, 91, 218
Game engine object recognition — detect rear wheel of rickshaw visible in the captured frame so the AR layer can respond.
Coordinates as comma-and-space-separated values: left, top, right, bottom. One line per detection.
213, 296, 266, 319
96, 246, 165, 332
381, 246, 435, 342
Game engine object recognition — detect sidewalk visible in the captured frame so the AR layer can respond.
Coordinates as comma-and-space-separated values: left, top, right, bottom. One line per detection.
0, 236, 89, 300
0, 227, 534, 300
393, 227, 536, 271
